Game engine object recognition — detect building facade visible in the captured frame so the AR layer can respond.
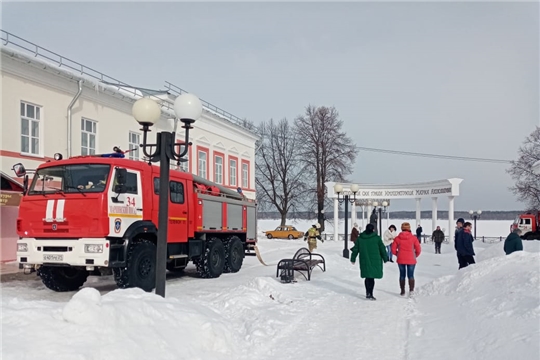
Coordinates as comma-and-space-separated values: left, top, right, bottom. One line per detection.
0, 31, 259, 199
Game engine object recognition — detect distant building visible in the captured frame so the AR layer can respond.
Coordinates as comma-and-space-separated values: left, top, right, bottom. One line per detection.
0, 30, 259, 199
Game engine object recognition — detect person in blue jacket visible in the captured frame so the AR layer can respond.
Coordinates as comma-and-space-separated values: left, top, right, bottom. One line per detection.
455, 221, 475, 269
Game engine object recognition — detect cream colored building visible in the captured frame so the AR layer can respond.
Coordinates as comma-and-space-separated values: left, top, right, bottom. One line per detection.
0, 30, 258, 199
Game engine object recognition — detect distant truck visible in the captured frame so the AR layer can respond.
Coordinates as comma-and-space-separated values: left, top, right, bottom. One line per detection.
511, 211, 540, 240
13, 154, 257, 292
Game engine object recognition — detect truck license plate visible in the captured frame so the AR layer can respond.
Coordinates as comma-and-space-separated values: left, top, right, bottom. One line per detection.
43, 254, 63, 262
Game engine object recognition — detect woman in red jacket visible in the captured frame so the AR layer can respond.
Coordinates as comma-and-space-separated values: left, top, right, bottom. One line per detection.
391, 222, 422, 296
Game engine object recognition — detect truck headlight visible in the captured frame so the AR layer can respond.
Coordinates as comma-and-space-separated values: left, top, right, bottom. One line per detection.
17, 243, 28, 252
84, 244, 103, 253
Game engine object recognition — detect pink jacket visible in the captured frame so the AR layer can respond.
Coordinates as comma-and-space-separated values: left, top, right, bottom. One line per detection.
391, 231, 422, 265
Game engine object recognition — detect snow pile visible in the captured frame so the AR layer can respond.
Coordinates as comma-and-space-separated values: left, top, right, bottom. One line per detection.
409, 245, 540, 360
2, 227, 539, 360
2, 287, 242, 360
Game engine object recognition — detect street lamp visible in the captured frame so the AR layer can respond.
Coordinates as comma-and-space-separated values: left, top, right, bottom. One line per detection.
469, 210, 482, 240
132, 93, 203, 298
334, 183, 359, 258
371, 201, 388, 236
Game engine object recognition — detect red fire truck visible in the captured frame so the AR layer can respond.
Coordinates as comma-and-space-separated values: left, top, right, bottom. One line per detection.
511, 211, 540, 240
13, 154, 257, 292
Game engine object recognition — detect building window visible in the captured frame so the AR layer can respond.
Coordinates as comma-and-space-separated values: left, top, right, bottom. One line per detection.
20, 101, 41, 155
214, 155, 223, 184
198, 151, 207, 179
128, 132, 140, 160
229, 158, 237, 186
81, 118, 97, 155
178, 142, 189, 172
242, 162, 249, 188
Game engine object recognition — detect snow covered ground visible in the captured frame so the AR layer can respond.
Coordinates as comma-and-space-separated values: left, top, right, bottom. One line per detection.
1, 219, 539, 360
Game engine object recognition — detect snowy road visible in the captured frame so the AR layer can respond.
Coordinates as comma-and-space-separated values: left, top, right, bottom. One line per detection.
2, 235, 539, 360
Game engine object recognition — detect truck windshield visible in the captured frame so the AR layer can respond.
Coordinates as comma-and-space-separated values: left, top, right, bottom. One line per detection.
28, 164, 111, 195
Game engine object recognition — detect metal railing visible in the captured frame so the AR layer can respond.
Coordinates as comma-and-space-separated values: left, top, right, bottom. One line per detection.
164, 81, 254, 131
321, 233, 505, 243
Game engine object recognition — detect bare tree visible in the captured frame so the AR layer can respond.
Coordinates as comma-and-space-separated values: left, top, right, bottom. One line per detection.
255, 118, 307, 226
507, 127, 540, 210
295, 105, 357, 232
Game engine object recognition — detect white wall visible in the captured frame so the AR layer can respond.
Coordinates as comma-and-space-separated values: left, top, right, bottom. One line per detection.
0, 50, 258, 199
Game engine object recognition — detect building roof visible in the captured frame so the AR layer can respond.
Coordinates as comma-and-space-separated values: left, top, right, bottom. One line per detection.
0, 29, 259, 140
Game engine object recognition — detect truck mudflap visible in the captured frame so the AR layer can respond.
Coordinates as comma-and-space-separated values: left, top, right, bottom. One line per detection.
17, 238, 111, 268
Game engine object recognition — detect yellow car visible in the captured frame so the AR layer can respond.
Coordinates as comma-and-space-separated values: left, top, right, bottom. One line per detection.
264, 225, 304, 240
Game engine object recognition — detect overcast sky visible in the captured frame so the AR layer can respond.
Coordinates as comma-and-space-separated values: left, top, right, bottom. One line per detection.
2, 2, 538, 211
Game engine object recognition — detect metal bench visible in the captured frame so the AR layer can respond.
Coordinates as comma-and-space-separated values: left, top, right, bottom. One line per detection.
276, 247, 326, 283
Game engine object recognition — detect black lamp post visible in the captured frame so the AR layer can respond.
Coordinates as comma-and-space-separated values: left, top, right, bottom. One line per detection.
132, 94, 202, 298
334, 183, 359, 258
372, 201, 388, 236
469, 210, 482, 240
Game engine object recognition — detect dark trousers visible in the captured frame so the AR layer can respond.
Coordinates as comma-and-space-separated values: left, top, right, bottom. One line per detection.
435, 242, 442, 253
458, 254, 475, 269
364, 278, 375, 296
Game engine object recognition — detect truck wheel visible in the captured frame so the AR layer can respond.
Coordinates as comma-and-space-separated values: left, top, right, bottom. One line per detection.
37, 266, 89, 292
195, 238, 225, 278
113, 239, 156, 292
223, 236, 244, 273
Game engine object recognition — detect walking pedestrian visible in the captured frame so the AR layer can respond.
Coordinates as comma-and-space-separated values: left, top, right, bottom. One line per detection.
350, 223, 360, 245
350, 223, 389, 300
304, 223, 323, 252
455, 221, 476, 269
432, 226, 445, 254
383, 225, 397, 262
416, 224, 423, 243
504, 228, 523, 255
392, 222, 422, 296
454, 218, 465, 267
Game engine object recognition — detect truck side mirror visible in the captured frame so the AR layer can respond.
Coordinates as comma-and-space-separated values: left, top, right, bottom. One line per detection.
115, 168, 127, 185
12, 163, 26, 177
114, 168, 128, 194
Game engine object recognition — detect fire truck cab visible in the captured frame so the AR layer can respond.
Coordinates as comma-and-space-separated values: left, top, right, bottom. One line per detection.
511, 212, 540, 240
13, 155, 257, 292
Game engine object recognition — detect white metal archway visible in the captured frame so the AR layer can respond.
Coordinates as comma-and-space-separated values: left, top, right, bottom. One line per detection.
325, 178, 463, 243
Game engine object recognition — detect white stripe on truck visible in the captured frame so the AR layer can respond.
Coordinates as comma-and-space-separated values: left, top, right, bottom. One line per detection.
55, 199, 65, 222
44, 200, 55, 222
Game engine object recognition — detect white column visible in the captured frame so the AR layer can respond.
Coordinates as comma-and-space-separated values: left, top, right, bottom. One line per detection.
367, 205, 372, 223
415, 198, 421, 227
334, 197, 339, 241
448, 196, 455, 244
386, 210, 390, 230
432, 197, 438, 233
351, 201, 356, 227
361, 205, 365, 229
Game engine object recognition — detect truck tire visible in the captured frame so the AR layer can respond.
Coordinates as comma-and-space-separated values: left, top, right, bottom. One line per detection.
223, 236, 244, 273
37, 266, 89, 292
195, 238, 225, 278
113, 239, 156, 292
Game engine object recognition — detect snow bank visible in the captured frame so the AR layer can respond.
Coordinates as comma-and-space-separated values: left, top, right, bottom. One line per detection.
409, 246, 540, 359
2, 287, 242, 360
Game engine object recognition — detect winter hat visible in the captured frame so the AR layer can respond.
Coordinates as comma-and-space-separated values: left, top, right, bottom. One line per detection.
456, 218, 465, 225
353, 222, 358, 228
365, 223, 375, 233
401, 222, 411, 232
